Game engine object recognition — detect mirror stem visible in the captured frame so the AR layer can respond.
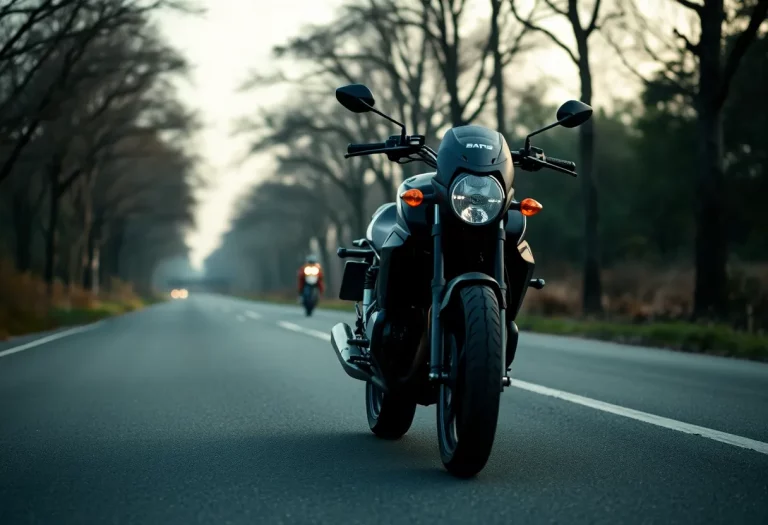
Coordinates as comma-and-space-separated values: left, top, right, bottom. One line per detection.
362, 101, 407, 143
526, 119, 563, 141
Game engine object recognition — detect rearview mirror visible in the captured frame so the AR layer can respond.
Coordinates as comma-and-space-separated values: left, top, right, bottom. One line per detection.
556, 100, 593, 128
335, 84, 375, 113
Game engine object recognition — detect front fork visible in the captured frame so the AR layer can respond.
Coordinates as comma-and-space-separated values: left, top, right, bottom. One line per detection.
428, 206, 508, 383
428, 205, 445, 382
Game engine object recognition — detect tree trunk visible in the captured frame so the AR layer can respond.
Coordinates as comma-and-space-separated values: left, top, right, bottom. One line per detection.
66, 243, 79, 291
444, 46, 463, 126
317, 229, 332, 297
490, 0, 506, 138
12, 199, 33, 273
693, 0, 728, 318
349, 187, 366, 240
100, 224, 124, 291
44, 154, 65, 297
577, 50, 603, 315
92, 246, 100, 296
83, 226, 97, 290
44, 188, 60, 297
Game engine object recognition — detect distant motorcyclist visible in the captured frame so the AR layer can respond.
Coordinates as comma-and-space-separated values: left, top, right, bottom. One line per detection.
298, 255, 324, 315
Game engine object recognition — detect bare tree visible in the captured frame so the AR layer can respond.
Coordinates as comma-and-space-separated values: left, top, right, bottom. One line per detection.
0, 0, 198, 300
0, 0, 197, 187
606, 0, 768, 318
510, 0, 622, 315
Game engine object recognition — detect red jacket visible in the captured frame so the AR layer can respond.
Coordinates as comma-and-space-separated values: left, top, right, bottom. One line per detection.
298, 264, 325, 294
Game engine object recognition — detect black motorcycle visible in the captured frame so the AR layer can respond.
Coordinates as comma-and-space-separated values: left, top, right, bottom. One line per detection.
329, 83, 591, 477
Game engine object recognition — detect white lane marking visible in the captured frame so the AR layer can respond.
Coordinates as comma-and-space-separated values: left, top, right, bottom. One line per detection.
274, 321, 768, 455
0, 323, 103, 359
244, 311, 262, 320
277, 321, 331, 342
511, 379, 768, 456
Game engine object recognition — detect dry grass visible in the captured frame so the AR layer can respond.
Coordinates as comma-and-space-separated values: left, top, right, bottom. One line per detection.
523, 262, 768, 331
0, 259, 144, 341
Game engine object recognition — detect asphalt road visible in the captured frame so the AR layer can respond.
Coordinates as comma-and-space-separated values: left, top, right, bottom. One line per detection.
1, 294, 767, 524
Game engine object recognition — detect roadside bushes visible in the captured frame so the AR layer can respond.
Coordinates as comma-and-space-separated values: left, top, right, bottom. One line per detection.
523, 262, 768, 332
0, 259, 144, 340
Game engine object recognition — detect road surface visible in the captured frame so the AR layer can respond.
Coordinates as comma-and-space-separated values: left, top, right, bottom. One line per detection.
1, 294, 767, 524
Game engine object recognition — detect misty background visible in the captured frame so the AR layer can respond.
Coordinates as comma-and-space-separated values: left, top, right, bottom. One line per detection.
1, 0, 767, 341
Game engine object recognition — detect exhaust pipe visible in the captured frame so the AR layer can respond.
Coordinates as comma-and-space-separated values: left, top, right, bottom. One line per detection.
330, 322, 376, 383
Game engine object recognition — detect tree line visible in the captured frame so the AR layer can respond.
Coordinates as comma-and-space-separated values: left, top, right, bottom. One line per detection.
0, 0, 199, 297
207, 0, 767, 325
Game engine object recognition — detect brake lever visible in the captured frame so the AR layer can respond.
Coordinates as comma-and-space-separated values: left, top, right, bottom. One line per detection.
526, 156, 577, 177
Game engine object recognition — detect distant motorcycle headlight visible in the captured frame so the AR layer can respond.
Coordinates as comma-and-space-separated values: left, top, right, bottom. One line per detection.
450, 174, 505, 225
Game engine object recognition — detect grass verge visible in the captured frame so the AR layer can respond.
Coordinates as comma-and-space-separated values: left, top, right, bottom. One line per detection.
516, 316, 768, 362
0, 259, 166, 341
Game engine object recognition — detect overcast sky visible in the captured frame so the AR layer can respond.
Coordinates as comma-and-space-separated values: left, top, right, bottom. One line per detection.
157, 0, 679, 270
157, 1, 343, 269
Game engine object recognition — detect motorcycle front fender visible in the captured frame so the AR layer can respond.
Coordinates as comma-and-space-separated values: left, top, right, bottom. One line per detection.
438, 272, 506, 315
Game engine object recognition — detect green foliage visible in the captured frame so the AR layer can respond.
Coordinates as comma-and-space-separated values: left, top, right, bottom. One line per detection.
517, 316, 768, 361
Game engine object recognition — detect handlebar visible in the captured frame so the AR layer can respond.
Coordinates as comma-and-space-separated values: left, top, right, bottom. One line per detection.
337, 247, 375, 259
345, 139, 576, 176
512, 149, 577, 176
347, 142, 387, 154
546, 157, 576, 172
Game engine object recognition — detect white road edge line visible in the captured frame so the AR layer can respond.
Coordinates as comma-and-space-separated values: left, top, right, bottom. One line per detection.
277, 321, 331, 342
511, 379, 768, 456
275, 320, 768, 456
0, 323, 103, 359
244, 311, 262, 320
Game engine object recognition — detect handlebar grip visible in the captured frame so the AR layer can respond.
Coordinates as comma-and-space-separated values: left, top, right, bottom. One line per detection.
547, 157, 576, 171
347, 142, 386, 154
337, 247, 374, 259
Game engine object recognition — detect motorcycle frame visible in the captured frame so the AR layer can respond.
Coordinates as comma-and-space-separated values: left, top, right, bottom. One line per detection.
340, 191, 534, 398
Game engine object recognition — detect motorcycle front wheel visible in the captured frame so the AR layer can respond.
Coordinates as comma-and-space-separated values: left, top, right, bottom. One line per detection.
436, 285, 503, 478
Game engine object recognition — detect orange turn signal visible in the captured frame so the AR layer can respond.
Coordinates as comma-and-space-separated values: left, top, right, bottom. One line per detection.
520, 198, 543, 217
400, 189, 424, 207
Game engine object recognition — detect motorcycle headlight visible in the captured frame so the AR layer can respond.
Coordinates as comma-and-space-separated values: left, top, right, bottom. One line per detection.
450, 175, 505, 226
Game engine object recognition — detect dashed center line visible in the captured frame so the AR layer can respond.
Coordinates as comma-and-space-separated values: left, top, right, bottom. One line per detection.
273, 318, 768, 456
277, 321, 331, 342
244, 311, 262, 320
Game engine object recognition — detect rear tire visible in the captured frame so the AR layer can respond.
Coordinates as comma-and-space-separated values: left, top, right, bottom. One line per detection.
437, 285, 503, 478
366, 381, 416, 440
303, 287, 318, 316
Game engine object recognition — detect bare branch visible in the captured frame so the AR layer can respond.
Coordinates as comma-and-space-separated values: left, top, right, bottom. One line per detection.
586, 0, 603, 34
543, 0, 568, 16
673, 0, 703, 14
673, 27, 700, 54
509, 0, 580, 65
716, 0, 768, 109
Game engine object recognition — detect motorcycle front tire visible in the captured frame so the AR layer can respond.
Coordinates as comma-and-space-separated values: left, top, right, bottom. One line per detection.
436, 285, 503, 478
